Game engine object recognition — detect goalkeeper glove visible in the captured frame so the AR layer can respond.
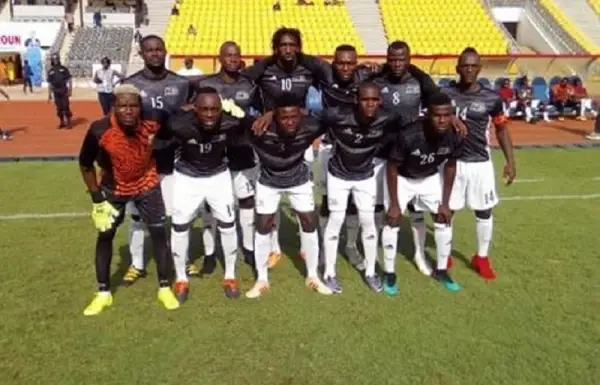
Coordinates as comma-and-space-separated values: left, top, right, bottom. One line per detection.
90, 191, 119, 232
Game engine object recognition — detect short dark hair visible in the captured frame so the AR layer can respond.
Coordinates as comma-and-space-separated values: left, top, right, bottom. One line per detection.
271, 27, 302, 52
275, 94, 302, 109
335, 44, 356, 53
196, 86, 219, 96
388, 41, 410, 54
460, 46, 479, 55
219, 41, 240, 54
140, 34, 165, 49
426, 92, 453, 109
358, 81, 380, 94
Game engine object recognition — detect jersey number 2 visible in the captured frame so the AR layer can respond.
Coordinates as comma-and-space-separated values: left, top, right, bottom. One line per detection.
151, 96, 164, 109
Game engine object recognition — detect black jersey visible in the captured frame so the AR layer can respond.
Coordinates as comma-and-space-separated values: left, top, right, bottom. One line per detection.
441, 84, 504, 162
122, 70, 193, 174
47, 65, 71, 94
242, 56, 322, 111
318, 107, 396, 181
197, 73, 259, 171
249, 116, 324, 189
389, 119, 462, 179
166, 110, 246, 178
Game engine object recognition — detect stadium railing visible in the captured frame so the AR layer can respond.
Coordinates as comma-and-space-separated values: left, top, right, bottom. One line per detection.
167, 54, 600, 82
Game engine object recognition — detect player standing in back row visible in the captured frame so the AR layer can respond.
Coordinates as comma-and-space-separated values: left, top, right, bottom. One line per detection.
441, 48, 516, 279
194, 41, 260, 277
121, 35, 194, 286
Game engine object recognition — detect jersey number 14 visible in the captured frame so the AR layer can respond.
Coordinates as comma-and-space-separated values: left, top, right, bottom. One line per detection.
456, 106, 468, 120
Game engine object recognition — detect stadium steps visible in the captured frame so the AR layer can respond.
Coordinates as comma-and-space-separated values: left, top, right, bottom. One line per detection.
0, 1, 10, 21
59, 30, 76, 65
345, 0, 388, 54
539, 0, 600, 53
548, 0, 600, 47
479, 0, 520, 52
139, 0, 172, 37
524, 1, 586, 53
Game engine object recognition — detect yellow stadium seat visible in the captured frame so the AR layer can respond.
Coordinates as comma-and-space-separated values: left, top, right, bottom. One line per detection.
378, 0, 509, 54
165, 0, 365, 55
588, 0, 600, 15
540, 0, 600, 53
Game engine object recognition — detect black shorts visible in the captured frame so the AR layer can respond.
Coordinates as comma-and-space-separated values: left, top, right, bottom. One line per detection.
106, 186, 166, 228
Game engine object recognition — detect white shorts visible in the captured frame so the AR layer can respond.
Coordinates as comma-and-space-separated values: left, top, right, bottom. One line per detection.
255, 181, 315, 215
317, 143, 332, 195
128, 173, 174, 218
373, 157, 386, 205
383, 172, 442, 214
231, 166, 258, 200
327, 172, 376, 213
171, 170, 235, 225
449, 160, 498, 211
304, 146, 314, 164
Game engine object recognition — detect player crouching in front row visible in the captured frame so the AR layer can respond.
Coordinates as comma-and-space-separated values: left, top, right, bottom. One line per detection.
78, 85, 179, 316
383, 93, 462, 294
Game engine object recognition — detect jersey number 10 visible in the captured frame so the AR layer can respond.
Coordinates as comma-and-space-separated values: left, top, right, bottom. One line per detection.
280, 79, 293, 91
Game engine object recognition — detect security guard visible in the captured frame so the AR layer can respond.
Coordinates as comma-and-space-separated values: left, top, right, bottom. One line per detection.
47, 53, 73, 129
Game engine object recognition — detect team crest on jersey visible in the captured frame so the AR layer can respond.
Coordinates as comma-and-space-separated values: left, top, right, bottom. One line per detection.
235, 91, 249, 100
405, 85, 421, 94
187, 138, 198, 145
381, 87, 389, 93
164, 86, 179, 96
292, 75, 306, 82
411, 149, 421, 156
437, 147, 450, 155
470, 101, 487, 113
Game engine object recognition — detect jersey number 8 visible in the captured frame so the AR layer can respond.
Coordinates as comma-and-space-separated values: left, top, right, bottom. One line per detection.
419, 153, 435, 165
151, 96, 164, 109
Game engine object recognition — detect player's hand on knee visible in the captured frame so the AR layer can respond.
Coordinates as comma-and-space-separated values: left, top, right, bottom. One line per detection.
251, 111, 274, 135
503, 163, 516, 186
91, 200, 119, 232
436, 204, 452, 225
451, 115, 468, 138
386, 205, 403, 227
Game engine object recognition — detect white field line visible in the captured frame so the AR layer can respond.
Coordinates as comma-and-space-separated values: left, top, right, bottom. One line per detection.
2, 193, 600, 220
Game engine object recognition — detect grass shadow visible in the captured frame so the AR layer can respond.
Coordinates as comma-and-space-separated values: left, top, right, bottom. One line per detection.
278, 204, 306, 279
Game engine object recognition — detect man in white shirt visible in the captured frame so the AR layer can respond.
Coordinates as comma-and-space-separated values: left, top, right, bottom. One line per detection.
93, 57, 124, 115
177, 57, 204, 77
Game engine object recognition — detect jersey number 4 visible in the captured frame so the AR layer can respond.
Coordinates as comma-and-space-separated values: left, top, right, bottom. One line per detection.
151, 96, 164, 109
456, 106, 468, 120
419, 153, 435, 165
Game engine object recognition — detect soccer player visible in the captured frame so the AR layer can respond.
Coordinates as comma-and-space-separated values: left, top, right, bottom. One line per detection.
383, 93, 462, 294
195, 41, 260, 276
441, 48, 516, 279
47, 54, 73, 129
78, 85, 179, 315
0, 86, 11, 140
245, 96, 332, 298
121, 35, 194, 285
320, 83, 398, 294
168, 87, 249, 301
371, 41, 443, 276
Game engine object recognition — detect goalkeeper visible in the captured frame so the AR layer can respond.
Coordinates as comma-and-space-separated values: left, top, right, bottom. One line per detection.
78, 84, 179, 316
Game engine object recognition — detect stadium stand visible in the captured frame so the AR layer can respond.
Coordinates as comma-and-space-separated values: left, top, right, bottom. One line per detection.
539, 0, 600, 53
86, 0, 139, 13
378, 0, 508, 54
165, 0, 365, 55
12, 0, 67, 4
66, 27, 133, 77
588, 0, 600, 15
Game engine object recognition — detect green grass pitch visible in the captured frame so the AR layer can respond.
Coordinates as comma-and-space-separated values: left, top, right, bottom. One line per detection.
0, 149, 598, 385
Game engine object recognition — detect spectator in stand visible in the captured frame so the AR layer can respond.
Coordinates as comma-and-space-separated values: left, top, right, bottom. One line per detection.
273, 1, 281, 11
571, 78, 597, 121
176, 57, 203, 77
6, 57, 15, 85
187, 24, 197, 36
551, 77, 576, 121
93, 57, 125, 116
498, 78, 515, 117
65, 13, 75, 34
171, 3, 180, 16
93, 10, 102, 28
22, 60, 33, 94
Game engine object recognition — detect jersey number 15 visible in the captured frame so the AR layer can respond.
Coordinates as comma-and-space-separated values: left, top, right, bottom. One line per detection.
151, 96, 164, 109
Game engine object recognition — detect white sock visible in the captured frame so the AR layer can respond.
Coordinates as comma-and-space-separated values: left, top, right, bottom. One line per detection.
476, 216, 493, 258
410, 212, 426, 260
254, 232, 271, 282
171, 228, 189, 282
301, 230, 320, 278
434, 222, 453, 270
202, 211, 217, 257
219, 226, 238, 279
345, 214, 359, 249
271, 210, 281, 253
525, 106, 533, 121
239, 207, 255, 251
128, 219, 145, 270
359, 211, 378, 277
324, 211, 345, 278
381, 225, 399, 273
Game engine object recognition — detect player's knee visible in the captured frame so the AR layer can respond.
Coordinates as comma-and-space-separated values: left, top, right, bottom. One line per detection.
172, 222, 192, 232
319, 198, 330, 217
475, 209, 492, 219
147, 224, 167, 239
296, 212, 316, 232
238, 196, 254, 209
255, 214, 274, 235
